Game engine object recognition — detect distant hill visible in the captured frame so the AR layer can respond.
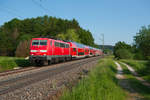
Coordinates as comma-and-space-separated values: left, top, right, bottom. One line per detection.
99, 45, 114, 51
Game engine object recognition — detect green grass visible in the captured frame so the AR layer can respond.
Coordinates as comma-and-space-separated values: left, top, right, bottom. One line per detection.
0, 56, 30, 72
60, 58, 127, 100
118, 62, 150, 100
120, 59, 150, 83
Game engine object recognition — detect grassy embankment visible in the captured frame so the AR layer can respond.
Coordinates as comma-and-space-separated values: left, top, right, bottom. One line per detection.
119, 62, 150, 100
60, 57, 127, 100
0, 56, 30, 72
120, 59, 150, 83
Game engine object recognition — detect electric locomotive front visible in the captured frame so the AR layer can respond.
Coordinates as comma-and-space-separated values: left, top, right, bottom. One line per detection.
29, 38, 71, 65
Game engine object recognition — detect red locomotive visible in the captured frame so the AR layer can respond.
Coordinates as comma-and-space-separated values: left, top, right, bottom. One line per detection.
29, 38, 103, 65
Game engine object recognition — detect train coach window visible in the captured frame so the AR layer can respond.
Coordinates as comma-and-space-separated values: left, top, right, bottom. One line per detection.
32, 40, 39, 45
60, 43, 63, 47
66, 44, 69, 48
55, 42, 59, 47
60, 43, 65, 48
40, 40, 47, 45
73, 48, 76, 51
63, 43, 65, 48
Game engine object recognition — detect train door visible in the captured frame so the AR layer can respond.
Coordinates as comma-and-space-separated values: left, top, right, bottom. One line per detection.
60, 43, 64, 56
54, 41, 59, 56
65, 44, 70, 56
48, 40, 53, 56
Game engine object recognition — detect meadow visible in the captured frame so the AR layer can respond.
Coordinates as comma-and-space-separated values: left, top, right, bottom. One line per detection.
0, 56, 30, 72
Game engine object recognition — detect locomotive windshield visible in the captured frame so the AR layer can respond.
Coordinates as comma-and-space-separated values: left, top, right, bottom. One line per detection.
40, 40, 47, 45
32, 40, 39, 45
32, 40, 47, 46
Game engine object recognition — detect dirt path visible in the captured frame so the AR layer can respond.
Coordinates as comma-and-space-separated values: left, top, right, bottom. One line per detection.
121, 62, 150, 88
114, 61, 144, 100
114, 62, 124, 79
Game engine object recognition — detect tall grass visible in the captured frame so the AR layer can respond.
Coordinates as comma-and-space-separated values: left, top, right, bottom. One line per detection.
60, 58, 126, 100
0, 56, 30, 72
121, 59, 150, 83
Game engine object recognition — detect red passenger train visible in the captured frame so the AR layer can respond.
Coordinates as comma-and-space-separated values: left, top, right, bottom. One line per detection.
29, 38, 103, 65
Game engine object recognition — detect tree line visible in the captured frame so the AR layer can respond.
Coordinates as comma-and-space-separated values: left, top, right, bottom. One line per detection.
114, 25, 150, 60
0, 15, 96, 57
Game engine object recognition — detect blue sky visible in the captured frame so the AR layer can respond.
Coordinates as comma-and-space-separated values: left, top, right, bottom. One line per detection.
0, 0, 150, 45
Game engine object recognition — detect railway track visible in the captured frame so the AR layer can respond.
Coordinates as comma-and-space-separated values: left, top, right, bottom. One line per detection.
0, 57, 91, 77
0, 59, 83, 78
0, 67, 37, 77
0, 56, 101, 95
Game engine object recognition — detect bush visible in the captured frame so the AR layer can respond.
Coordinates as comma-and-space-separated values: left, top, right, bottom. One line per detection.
0, 59, 17, 71
134, 52, 145, 60
146, 56, 150, 61
15, 59, 31, 67
0, 57, 30, 72
115, 49, 133, 59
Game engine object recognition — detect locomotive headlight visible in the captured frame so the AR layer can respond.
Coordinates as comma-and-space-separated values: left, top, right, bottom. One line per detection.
44, 54, 46, 56
40, 50, 47, 52
32, 54, 34, 55
31, 50, 37, 52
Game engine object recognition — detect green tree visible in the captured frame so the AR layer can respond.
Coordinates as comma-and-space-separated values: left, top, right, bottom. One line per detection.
115, 49, 133, 59
134, 25, 150, 59
15, 40, 30, 57
103, 49, 113, 55
114, 41, 133, 59
57, 29, 81, 43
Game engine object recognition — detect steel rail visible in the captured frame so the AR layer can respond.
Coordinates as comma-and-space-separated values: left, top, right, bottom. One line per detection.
0, 56, 101, 95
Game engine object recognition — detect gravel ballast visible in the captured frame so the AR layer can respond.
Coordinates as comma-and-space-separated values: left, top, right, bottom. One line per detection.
0, 57, 100, 100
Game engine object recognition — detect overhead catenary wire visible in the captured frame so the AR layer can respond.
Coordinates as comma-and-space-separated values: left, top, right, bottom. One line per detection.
31, 0, 55, 16
0, 0, 55, 20
0, 7, 23, 19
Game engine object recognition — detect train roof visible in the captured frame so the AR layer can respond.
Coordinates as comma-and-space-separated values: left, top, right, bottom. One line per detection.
32, 38, 49, 40
32, 38, 69, 44
68, 41, 101, 50
31, 38, 102, 50
72, 42, 85, 48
